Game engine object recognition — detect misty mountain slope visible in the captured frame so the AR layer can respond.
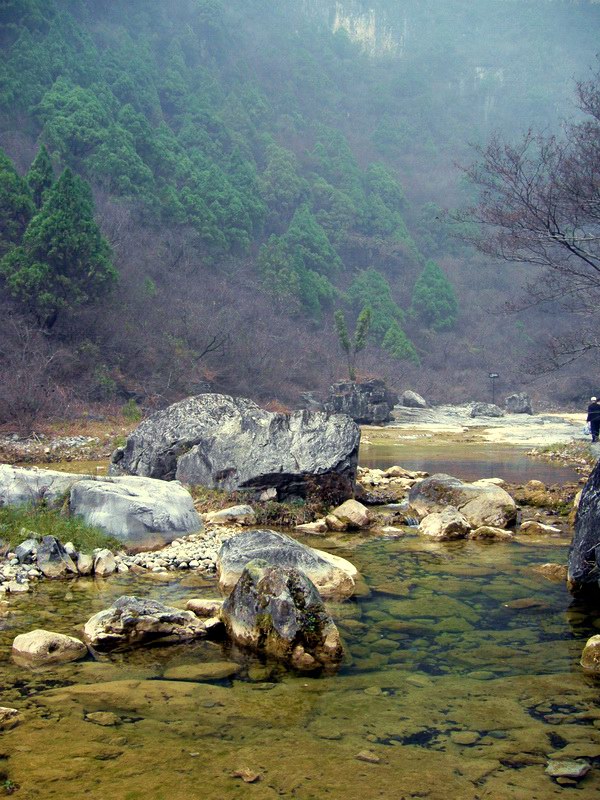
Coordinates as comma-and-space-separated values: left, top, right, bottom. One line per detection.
0, 0, 597, 417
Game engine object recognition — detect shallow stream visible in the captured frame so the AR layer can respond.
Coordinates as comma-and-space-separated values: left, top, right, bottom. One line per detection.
1, 531, 599, 799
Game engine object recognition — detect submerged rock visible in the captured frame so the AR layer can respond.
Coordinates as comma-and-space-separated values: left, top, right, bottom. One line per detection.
110, 393, 359, 504
217, 529, 357, 599
408, 473, 517, 529
83, 595, 207, 650
12, 629, 87, 665
568, 458, 600, 596
70, 476, 202, 548
221, 560, 344, 672
323, 379, 397, 424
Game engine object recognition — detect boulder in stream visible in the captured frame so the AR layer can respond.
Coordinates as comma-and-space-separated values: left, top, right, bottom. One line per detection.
568, 459, 600, 596
217, 529, 357, 599
110, 394, 359, 504
408, 473, 517, 529
12, 629, 88, 665
83, 595, 207, 650
221, 559, 344, 672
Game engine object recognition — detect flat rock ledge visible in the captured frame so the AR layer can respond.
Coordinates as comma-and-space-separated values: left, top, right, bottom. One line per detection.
84, 595, 208, 650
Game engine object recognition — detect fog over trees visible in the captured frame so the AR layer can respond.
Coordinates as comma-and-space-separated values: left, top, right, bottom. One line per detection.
0, 0, 599, 424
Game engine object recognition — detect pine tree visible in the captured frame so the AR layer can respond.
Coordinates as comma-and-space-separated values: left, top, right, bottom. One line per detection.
334, 305, 372, 381
0, 149, 34, 255
410, 260, 458, 331
26, 144, 54, 208
0, 167, 118, 328
382, 321, 419, 364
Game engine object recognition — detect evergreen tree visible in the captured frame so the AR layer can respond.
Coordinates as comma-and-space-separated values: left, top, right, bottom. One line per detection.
0, 149, 34, 254
0, 167, 118, 328
346, 268, 404, 340
26, 144, 54, 208
382, 321, 419, 364
410, 260, 458, 331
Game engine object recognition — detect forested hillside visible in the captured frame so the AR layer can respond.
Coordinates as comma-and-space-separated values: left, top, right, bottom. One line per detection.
0, 0, 598, 425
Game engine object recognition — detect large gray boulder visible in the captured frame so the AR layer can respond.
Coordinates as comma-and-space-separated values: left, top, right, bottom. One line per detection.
83, 595, 207, 650
221, 560, 344, 672
402, 390, 427, 409
568, 459, 600, 596
0, 465, 86, 508
323, 379, 397, 424
109, 394, 360, 503
408, 473, 517, 529
470, 403, 504, 418
217, 529, 357, 599
505, 393, 533, 414
70, 476, 202, 548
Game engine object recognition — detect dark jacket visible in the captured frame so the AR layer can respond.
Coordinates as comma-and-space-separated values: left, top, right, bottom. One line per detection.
587, 402, 600, 423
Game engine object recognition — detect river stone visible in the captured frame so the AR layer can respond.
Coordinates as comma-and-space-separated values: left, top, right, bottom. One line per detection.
568, 458, 600, 595
186, 598, 224, 617
109, 393, 360, 504
204, 505, 256, 525
217, 529, 357, 599
581, 635, 600, 672
70, 476, 202, 548
0, 707, 19, 730
402, 390, 427, 408
83, 595, 207, 650
519, 520, 561, 535
505, 393, 533, 414
419, 508, 471, 540
12, 629, 87, 665
94, 549, 116, 577
408, 474, 517, 529
0, 465, 87, 508
77, 553, 94, 575
36, 535, 78, 578
323, 379, 397, 424
331, 499, 370, 529
15, 538, 38, 564
545, 760, 591, 779
468, 526, 515, 541
221, 559, 344, 672
470, 403, 504, 418
163, 661, 240, 681
532, 563, 568, 582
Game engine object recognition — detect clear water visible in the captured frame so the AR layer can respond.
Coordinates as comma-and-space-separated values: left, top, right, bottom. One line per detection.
1, 533, 599, 799
359, 440, 580, 484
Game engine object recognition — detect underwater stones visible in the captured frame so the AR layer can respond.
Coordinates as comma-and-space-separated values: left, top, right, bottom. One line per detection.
83, 595, 207, 650
545, 759, 591, 780
221, 559, 344, 672
569, 458, 600, 596
217, 529, 357, 599
330, 498, 370, 529
70, 476, 202, 548
85, 711, 121, 726
531, 563, 568, 582
12, 629, 87, 665
519, 520, 561, 535
580, 635, 600, 673
408, 473, 517, 529
36, 535, 78, 578
110, 393, 360, 504
163, 661, 240, 682
418, 508, 471, 540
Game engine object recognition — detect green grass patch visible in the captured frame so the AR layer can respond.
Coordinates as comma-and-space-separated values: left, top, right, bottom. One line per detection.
0, 506, 121, 553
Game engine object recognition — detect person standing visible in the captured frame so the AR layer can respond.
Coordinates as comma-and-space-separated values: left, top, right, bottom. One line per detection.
587, 396, 600, 442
